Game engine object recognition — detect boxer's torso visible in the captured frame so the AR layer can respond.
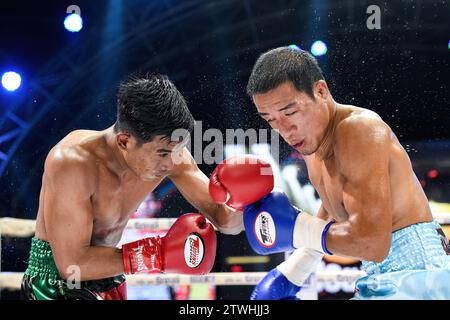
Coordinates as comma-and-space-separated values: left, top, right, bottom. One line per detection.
303, 105, 432, 232
35, 129, 164, 247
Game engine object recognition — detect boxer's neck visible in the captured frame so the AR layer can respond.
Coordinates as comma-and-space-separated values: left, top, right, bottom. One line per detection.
315, 100, 338, 160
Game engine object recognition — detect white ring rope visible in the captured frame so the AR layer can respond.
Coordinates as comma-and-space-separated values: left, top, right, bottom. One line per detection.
0, 217, 180, 237
431, 212, 450, 224
0, 218, 37, 238
0, 270, 367, 291
1, 212, 449, 238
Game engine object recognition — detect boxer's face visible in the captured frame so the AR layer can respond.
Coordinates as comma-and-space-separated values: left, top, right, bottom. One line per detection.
117, 134, 184, 180
253, 80, 330, 155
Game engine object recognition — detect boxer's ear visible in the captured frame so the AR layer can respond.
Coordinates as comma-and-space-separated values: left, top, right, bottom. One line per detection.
313, 80, 329, 100
117, 132, 131, 150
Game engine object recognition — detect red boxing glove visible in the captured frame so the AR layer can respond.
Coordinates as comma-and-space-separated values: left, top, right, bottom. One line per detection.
122, 213, 217, 275
209, 155, 274, 211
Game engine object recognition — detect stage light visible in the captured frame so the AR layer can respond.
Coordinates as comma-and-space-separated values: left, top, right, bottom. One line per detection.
64, 13, 83, 32
427, 169, 439, 179
230, 265, 243, 272
288, 44, 301, 51
311, 40, 328, 56
448, 40, 450, 50
1, 71, 22, 92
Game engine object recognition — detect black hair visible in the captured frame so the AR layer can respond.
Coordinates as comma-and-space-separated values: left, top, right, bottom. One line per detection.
246, 46, 325, 98
114, 73, 194, 144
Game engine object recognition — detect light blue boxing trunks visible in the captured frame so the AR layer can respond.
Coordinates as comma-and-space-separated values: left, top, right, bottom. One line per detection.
353, 220, 450, 299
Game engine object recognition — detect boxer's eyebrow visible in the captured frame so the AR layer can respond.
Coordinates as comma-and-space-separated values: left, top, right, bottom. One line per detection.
156, 148, 173, 153
277, 102, 297, 112
257, 102, 297, 117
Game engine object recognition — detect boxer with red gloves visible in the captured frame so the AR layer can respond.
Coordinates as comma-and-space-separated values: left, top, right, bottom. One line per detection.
21, 74, 242, 300
122, 213, 216, 275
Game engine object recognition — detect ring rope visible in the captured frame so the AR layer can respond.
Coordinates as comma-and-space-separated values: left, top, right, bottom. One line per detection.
0, 217, 179, 237
0, 270, 367, 291
1, 212, 449, 237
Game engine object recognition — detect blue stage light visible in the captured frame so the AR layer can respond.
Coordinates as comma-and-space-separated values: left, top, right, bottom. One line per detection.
1, 71, 22, 92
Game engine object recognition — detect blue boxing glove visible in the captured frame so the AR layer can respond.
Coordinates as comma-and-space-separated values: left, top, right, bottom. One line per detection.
250, 268, 301, 300
251, 247, 324, 300
243, 190, 299, 254
244, 190, 335, 255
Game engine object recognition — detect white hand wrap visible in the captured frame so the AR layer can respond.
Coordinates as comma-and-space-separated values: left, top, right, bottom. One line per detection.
276, 247, 324, 286
293, 213, 334, 254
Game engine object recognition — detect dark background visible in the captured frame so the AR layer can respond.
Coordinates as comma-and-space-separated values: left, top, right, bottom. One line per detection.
1, 0, 449, 218
0, 0, 449, 299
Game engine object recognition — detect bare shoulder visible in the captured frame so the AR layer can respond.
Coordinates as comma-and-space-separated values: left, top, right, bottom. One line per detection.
44, 143, 98, 194
333, 107, 392, 174
335, 107, 392, 146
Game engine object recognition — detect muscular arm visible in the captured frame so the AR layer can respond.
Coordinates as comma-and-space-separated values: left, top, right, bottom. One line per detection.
169, 148, 244, 235
325, 117, 392, 262
316, 205, 329, 220
315, 205, 360, 264
44, 151, 124, 280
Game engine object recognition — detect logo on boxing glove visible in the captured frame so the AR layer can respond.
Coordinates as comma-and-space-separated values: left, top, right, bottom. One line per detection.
131, 244, 159, 273
132, 245, 146, 273
184, 233, 205, 268
254, 211, 276, 248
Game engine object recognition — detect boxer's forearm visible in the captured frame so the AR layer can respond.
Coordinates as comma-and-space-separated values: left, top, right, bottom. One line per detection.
324, 220, 391, 262
291, 209, 390, 262
57, 246, 124, 281
211, 204, 244, 235
199, 202, 244, 235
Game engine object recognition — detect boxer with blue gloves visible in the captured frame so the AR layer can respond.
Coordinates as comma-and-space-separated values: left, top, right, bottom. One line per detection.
211, 47, 450, 300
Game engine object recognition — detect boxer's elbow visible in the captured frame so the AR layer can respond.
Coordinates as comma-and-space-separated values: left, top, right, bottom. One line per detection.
349, 228, 391, 262
55, 260, 79, 280
363, 243, 390, 262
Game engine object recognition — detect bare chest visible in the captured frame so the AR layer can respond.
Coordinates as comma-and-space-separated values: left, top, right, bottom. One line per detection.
305, 157, 348, 221
90, 168, 159, 245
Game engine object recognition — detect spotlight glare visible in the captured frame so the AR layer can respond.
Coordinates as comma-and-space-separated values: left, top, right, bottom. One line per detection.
311, 40, 328, 57
1, 71, 22, 92
288, 44, 301, 51
64, 13, 83, 32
